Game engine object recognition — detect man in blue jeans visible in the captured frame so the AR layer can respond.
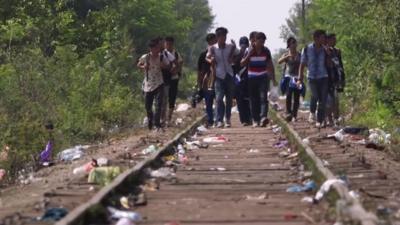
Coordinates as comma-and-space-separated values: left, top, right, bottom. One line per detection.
298, 30, 329, 128
206, 27, 236, 128
197, 33, 217, 127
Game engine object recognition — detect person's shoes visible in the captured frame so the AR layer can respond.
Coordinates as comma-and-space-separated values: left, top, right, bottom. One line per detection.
285, 114, 292, 122
242, 122, 250, 126
292, 117, 297, 122
216, 122, 223, 128
224, 120, 231, 128
261, 117, 269, 127
308, 113, 316, 123
252, 121, 260, 128
153, 127, 164, 133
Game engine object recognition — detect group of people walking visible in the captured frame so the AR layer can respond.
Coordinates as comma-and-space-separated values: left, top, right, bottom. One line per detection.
137, 27, 345, 132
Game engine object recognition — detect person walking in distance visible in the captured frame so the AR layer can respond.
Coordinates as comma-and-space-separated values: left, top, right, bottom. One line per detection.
206, 27, 236, 128
278, 37, 302, 122
298, 30, 329, 128
197, 33, 217, 127
241, 32, 277, 127
164, 36, 183, 124
137, 38, 171, 132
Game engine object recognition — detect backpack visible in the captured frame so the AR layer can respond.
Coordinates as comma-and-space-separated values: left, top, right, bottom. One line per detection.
160, 51, 173, 85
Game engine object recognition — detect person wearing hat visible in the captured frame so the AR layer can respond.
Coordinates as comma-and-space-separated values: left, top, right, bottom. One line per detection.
233, 36, 252, 126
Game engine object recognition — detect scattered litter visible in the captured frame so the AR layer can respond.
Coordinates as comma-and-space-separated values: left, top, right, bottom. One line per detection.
348, 174, 364, 179
116, 218, 136, 225
287, 181, 316, 193
175, 103, 190, 112
175, 118, 183, 125
73, 159, 98, 175
142, 145, 158, 155
108, 206, 142, 221
210, 167, 227, 171
348, 190, 360, 199
150, 167, 176, 179
197, 125, 208, 133
315, 179, 346, 201
323, 160, 330, 166
301, 196, 316, 204
245, 192, 268, 200
270, 163, 281, 167
40, 141, 53, 163
185, 140, 208, 150
272, 126, 282, 134
38, 207, 68, 221
58, 145, 89, 162
368, 128, 391, 145
303, 171, 313, 178
326, 129, 345, 142
88, 166, 121, 186
97, 157, 109, 166
343, 126, 368, 135
279, 151, 290, 158
273, 140, 288, 148
120, 193, 147, 209
82, 161, 100, 175
203, 135, 228, 143
247, 149, 260, 153
302, 138, 310, 145
287, 152, 299, 159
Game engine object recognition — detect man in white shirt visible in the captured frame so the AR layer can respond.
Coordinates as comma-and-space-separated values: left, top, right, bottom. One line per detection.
206, 27, 236, 128
137, 38, 171, 131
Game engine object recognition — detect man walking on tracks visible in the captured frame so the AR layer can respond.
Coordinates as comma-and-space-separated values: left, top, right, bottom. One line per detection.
241, 32, 277, 127
206, 27, 236, 128
137, 38, 171, 132
164, 36, 184, 124
298, 29, 329, 128
197, 33, 217, 127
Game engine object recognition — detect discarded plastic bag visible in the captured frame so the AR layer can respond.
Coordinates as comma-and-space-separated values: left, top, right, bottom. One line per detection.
197, 125, 208, 133
286, 180, 316, 193
273, 140, 288, 148
58, 145, 88, 162
326, 129, 345, 142
88, 166, 121, 186
116, 217, 136, 225
40, 141, 53, 163
368, 128, 391, 145
176, 103, 190, 112
39, 207, 68, 221
142, 145, 157, 155
73, 159, 98, 175
150, 167, 176, 179
203, 135, 228, 143
108, 206, 142, 221
315, 179, 346, 201
97, 157, 109, 166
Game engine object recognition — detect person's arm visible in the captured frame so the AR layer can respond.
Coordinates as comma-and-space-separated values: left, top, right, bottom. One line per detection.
278, 52, 290, 64
266, 50, 277, 86
205, 46, 215, 64
240, 48, 253, 67
137, 55, 147, 71
298, 47, 307, 82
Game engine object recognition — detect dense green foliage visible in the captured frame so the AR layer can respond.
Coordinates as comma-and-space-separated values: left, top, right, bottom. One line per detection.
281, 0, 400, 133
0, 0, 213, 175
